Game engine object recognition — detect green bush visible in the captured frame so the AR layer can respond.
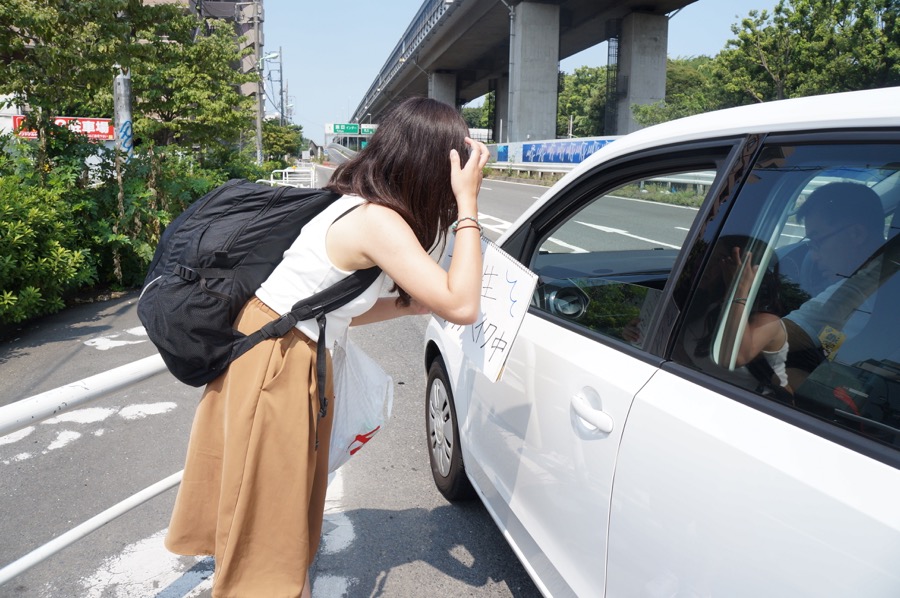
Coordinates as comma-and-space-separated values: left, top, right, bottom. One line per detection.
0, 132, 282, 329
0, 173, 95, 324
75, 148, 228, 290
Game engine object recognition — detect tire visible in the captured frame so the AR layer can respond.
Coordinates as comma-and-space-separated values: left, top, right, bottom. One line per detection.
426, 357, 475, 502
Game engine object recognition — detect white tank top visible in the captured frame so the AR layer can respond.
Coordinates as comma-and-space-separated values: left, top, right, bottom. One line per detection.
255, 194, 387, 349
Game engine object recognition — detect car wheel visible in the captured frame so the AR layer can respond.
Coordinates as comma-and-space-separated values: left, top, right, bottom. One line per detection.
426, 357, 475, 502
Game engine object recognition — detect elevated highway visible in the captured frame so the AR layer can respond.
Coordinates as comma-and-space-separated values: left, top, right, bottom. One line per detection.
352, 0, 697, 141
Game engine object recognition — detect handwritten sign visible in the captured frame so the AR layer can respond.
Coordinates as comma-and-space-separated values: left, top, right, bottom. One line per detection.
437, 236, 538, 381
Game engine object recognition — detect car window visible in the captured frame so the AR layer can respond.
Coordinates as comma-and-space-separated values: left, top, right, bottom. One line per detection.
674, 141, 900, 450
529, 169, 714, 347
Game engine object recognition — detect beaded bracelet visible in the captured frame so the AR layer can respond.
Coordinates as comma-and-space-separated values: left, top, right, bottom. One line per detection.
732, 297, 748, 304
452, 216, 481, 232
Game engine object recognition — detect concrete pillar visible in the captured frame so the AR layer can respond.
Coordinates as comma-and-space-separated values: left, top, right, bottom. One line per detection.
493, 75, 510, 143
616, 12, 668, 134
508, 1, 559, 142
428, 72, 457, 107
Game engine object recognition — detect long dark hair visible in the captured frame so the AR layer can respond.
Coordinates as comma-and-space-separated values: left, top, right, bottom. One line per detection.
327, 97, 468, 248
325, 97, 470, 305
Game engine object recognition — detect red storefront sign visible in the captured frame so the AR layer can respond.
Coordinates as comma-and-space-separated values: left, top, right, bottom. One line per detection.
11, 115, 116, 141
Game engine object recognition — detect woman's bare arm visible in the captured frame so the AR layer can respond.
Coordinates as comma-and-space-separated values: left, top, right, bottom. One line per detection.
328, 139, 490, 325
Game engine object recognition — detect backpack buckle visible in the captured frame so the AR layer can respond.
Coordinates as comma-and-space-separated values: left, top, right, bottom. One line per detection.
174, 264, 199, 282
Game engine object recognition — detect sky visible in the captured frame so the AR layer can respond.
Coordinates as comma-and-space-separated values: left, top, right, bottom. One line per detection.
263, 0, 779, 144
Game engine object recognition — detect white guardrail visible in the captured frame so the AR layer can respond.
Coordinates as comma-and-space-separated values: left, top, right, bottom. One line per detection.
256, 164, 317, 188
0, 355, 178, 587
490, 163, 718, 189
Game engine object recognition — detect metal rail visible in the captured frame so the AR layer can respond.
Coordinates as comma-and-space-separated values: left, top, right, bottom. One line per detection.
0, 355, 177, 587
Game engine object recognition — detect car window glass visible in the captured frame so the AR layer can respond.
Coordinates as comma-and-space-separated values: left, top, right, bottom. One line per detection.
674, 142, 900, 449
530, 170, 714, 347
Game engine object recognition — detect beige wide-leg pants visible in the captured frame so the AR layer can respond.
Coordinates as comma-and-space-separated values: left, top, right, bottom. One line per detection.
165, 297, 333, 598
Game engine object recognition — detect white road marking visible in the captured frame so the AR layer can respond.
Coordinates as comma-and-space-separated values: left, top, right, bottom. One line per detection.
119, 402, 178, 420
0, 426, 34, 445
84, 334, 146, 350
44, 407, 116, 425
51, 468, 354, 598
607, 193, 701, 211
313, 574, 354, 597
83, 327, 148, 350
1, 403, 180, 464
46, 430, 81, 452
576, 221, 681, 249
78, 529, 212, 597
477, 213, 511, 235
546, 237, 587, 253
313, 469, 355, 597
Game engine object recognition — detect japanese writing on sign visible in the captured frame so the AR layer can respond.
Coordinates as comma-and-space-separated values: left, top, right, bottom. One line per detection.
12, 115, 115, 141
438, 236, 538, 382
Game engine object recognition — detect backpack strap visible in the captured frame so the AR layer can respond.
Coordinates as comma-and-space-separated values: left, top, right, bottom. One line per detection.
232, 266, 382, 424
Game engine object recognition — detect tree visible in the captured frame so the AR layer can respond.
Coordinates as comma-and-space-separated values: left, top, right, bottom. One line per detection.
557, 66, 607, 137
0, 0, 136, 169
790, 0, 900, 95
129, 11, 256, 152
0, 1, 256, 158
713, 0, 900, 104
633, 57, 721, 127
461, 105, 484, 128
262, 120, 303, 164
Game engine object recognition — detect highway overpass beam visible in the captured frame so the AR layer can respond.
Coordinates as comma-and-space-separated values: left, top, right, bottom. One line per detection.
509, 1, 559, 142
493, 75, 510, 143
616, 12, 668, 134
428, 71, 458, 106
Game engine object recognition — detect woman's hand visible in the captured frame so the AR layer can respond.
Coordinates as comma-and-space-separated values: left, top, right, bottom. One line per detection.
449, 137, 490, 214
726, 247, 758, 298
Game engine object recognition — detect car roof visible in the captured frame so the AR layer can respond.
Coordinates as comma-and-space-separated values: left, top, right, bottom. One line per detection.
502, 87, 900, 243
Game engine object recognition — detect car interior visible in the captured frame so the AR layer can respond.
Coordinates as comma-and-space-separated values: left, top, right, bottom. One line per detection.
715, 157, 900, 448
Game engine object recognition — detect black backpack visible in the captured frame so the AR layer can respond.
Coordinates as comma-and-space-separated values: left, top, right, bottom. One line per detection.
137, 179, 381, 418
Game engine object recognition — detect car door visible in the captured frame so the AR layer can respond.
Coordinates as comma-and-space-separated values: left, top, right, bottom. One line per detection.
607, 135, 900, 596
461, 142, 742, 597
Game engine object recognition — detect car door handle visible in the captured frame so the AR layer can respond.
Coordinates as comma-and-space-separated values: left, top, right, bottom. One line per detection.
571, 394, 614, 434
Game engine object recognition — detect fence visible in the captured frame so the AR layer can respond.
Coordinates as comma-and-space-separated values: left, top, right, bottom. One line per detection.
256, 164, 317, 188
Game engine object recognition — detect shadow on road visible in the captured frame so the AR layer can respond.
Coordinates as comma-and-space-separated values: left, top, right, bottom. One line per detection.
321, 501, 542, 597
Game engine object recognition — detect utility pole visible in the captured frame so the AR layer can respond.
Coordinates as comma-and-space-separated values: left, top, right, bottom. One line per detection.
254, 0, 264, 165
113, 65, 134, 161
112, 63, 133, 285
278, 47, 284, 126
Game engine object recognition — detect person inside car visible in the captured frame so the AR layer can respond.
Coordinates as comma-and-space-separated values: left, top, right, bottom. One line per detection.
722, 182, 886, 390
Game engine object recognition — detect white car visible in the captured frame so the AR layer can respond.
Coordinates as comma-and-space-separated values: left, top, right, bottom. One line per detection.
424, 87, 900, 598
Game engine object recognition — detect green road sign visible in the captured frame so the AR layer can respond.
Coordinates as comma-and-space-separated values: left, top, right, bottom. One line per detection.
332, 123, 359, 134
360, 124, 378, 135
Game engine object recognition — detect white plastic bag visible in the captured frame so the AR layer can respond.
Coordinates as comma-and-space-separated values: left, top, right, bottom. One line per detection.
328, 333, 393, 472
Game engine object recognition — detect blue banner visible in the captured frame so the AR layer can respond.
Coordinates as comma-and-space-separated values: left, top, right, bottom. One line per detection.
522, 138, 614, 164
